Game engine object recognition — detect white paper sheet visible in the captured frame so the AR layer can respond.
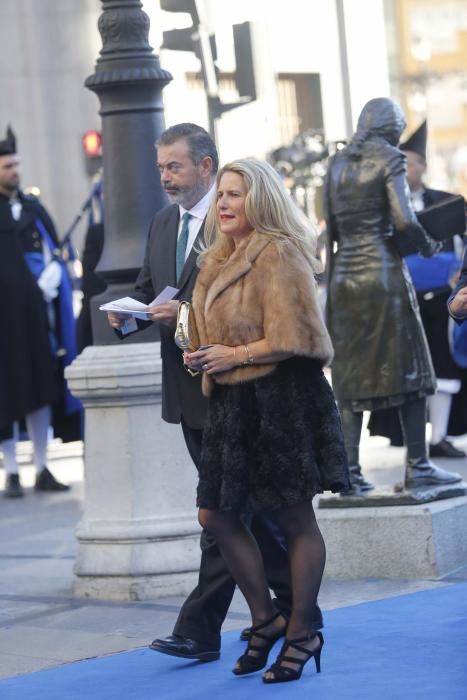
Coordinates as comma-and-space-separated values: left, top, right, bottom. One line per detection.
99, 286, 179, 320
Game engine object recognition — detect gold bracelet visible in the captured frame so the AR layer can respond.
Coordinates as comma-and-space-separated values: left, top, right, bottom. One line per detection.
242, 344, 254, 365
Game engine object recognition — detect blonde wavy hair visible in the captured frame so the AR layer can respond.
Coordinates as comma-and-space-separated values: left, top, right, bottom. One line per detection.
200, 158, 321, 271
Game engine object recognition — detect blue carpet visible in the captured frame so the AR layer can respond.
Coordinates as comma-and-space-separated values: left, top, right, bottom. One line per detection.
1, 583, 466, 700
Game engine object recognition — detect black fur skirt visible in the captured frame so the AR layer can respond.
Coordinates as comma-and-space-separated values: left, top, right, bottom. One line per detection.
197, 357, 350, 512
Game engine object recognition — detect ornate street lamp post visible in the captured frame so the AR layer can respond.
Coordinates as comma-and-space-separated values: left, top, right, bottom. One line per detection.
86, 0, 172, 344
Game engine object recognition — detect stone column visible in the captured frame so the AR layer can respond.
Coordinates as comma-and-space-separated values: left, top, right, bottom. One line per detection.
66, 344, 201, 600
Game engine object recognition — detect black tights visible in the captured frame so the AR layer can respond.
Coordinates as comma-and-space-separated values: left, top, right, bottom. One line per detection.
198, 503, 325, 639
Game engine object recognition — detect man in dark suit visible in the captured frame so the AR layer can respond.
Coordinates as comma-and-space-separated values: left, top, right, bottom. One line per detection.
446, 247, 467, 439
107, 123, 321, 661
76, 173, 106, 352
400, 122, 466, 458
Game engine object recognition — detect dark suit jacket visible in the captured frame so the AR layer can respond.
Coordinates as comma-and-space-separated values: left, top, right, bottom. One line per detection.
394, 186, 456, 257
129, 203, 208, 429
402, 186, 466, 319
77, 222, 107, 351
423, 187, 460, 253
423, 187, 450, 207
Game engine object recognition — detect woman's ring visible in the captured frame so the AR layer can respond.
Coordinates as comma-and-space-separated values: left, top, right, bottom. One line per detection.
202, 363, 209, 371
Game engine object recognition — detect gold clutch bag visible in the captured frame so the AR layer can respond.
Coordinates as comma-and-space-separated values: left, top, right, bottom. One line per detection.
174, 301, 197, 352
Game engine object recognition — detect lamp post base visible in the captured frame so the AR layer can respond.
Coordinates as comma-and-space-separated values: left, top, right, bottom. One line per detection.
65, 343, 201, 601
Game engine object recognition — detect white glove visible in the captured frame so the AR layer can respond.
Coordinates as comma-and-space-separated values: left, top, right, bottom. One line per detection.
37, 260, 62, 302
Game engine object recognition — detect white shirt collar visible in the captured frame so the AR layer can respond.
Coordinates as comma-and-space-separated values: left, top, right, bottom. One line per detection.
410, 188, 425, 212
179, 183, 216, 221
10, 198, 22, 221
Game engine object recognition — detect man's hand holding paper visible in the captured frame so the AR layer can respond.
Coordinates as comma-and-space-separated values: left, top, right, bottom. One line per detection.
146, 299, 180, 326
103, 285, 180, 333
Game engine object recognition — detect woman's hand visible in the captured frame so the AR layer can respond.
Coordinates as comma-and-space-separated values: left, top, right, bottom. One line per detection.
185, 344, 238, 374
449, 287, 467, 318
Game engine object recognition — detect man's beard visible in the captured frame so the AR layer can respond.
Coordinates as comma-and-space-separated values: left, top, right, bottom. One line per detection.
2, 179, 19, 195
165, 182, 206, 209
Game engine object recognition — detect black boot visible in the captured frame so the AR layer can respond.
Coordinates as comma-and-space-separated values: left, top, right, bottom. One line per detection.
404, 458, 462, 489
35, 467, 70, 492
4, 473, 24, 498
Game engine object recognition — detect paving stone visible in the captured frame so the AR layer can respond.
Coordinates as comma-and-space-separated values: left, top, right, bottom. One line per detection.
0, 652, 64, 679
0, 625, 148, 664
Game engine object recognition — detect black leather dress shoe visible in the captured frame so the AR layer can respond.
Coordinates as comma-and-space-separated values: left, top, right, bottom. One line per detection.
34, 467, 70, 492
149, 634, 220, 662
429, 439, 466, 459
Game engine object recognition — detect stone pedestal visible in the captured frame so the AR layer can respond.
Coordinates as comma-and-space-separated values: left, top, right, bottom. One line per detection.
65, 343, 201, 600
317, 495, 467, 580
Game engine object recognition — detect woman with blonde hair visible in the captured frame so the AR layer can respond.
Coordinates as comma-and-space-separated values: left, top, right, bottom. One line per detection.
184, 158, 349, 684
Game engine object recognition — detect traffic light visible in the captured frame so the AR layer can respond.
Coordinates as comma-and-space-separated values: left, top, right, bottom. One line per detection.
160, 1, 256, 134
160, 0, 201, 54
160, 0, 199, 22
82, 130, 102, 177
233, 23, 256, 101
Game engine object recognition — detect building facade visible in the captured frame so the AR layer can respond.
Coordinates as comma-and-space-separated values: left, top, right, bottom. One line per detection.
0, 0, 392, 242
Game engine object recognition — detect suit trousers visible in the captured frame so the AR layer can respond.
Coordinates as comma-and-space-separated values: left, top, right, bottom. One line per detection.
174, 418, 323, 647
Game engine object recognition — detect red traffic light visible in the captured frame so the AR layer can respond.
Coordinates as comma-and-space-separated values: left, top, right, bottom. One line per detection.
82, 130, 102, 158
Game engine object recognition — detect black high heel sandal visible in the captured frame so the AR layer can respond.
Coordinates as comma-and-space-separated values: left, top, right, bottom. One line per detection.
262, 630, 324, 684
232, 611, 287, 676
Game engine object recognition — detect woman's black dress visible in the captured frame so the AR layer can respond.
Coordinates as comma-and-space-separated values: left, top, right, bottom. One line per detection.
197, 357, 349, 512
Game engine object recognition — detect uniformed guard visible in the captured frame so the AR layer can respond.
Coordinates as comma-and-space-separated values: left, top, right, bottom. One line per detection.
0, 126, 80, 497
368, 121, 467, 457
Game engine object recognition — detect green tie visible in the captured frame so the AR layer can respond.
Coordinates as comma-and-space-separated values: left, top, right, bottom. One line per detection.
176, 212, 192, 282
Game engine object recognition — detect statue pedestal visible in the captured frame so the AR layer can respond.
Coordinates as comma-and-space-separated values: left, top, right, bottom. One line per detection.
319, 482, 467, 508
65, 343, 201, 600
317, 495, 467, 579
